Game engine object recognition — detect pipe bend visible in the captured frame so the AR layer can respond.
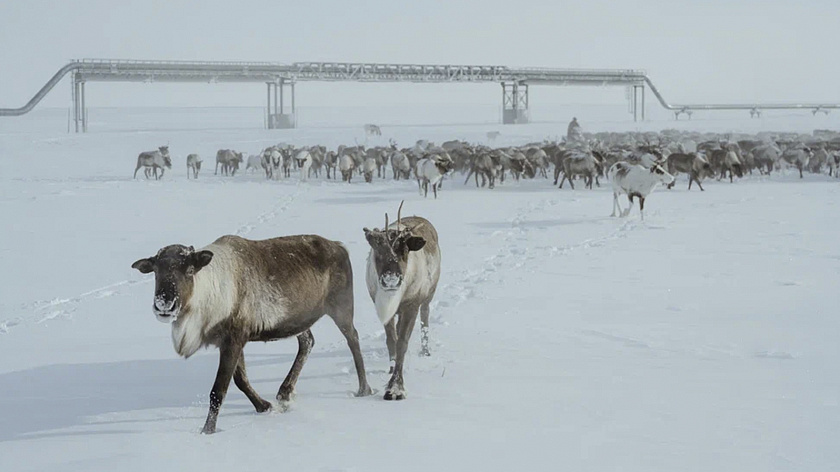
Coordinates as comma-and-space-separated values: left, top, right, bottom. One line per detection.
0, 62, 80, 116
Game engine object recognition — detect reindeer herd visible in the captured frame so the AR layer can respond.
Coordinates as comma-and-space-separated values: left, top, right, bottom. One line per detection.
129, 126, 840, 434
133, 129, 840, 222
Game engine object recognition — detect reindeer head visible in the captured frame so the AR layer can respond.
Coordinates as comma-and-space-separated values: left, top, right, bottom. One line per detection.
364, 202, 426, 292
650, 163, 676, 186
131, 245, 213, 322
433, 154, 455, 174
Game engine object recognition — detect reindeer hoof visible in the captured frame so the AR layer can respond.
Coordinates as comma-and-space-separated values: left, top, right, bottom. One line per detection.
420, 347, 431, 357
276, 387, 295, 402
355, 384, 374, 397
255, 400, 272, 413
201, 425, 217, 435
384, 390, 406, 401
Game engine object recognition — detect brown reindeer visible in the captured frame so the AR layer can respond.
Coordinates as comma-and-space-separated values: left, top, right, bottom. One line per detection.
131, 235, 373, 434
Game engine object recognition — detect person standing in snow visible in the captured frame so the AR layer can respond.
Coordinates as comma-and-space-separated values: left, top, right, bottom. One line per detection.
567, 117, 583, 142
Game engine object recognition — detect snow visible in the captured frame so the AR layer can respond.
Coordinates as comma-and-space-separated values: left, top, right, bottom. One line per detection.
1, 107, 839, 472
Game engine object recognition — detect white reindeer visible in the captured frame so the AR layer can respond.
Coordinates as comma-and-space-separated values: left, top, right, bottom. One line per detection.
416, 154, 455, 198
294, 150, 313, 182
608, 161, 675, 220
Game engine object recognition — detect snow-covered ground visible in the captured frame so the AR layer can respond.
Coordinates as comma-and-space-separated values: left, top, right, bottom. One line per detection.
1, 108, 839, 472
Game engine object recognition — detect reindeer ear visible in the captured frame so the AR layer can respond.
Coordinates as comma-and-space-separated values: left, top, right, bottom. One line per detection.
363, 228, 377, 245
405, 236, 426, 252
131, 257, 155, 274
192, 250, 213, 271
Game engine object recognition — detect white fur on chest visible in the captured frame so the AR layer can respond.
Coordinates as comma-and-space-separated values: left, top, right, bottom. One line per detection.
170, 243, 237, 357
366, 249, 435, 326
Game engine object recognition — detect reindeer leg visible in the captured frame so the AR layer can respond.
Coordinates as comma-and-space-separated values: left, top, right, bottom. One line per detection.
385, 317, 398, 372
202, 341, 243, 434
277, 329, 314, 402
133, 163, 142, 179
328, 303, 373, 397
611, 192, 620, 217
385, 304, 419, 401
419, 301, 432, 357
233, 351, 271, 413
639, 196, 646, 221
623, 195, 634, 217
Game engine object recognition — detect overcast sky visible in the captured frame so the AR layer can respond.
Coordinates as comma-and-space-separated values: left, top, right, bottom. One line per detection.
0, 0, 838, 110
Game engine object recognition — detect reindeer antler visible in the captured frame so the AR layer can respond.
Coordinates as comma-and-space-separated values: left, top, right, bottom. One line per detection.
385, 212, 389, 231
396, 200, 404, 230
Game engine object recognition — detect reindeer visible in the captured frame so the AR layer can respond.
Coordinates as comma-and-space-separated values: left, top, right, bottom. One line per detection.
779, 143, 812, 178
719, 150, 743, 183
364, 203, 441, 400
261, 147, 282, 180
364, 124, 382, 136
294, 150, 313, 182
558, 152, 599, 190
416, 154, 455, 198
131, 235, 373, 434
339, 153, 356, 182
245, 154, 263, 174
215, 149, 244, 176
281, 148, 293, 178
609, 161, 675, 220
134, 146, 172, 180
362, 157, 377, 183
308, 145, 325, 178
186, 154, 202, 179
665, 152, 713, 191
324, 151, 338, 179
464, 151, 497, 188
750, 144, 781, 175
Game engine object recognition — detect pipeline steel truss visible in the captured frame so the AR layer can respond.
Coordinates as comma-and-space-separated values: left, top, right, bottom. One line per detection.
1, 59, 838, 131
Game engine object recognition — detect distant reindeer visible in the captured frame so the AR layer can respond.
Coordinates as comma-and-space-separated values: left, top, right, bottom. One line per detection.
134, 145, 172, 180
215, 149, 244, 176
364, 124, 382, 136
186, 154, 202, 179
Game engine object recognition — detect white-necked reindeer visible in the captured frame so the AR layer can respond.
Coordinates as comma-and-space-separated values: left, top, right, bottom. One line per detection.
608, 161, 675, 220
364, 202, 441, 400
131, 235, 372, 434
